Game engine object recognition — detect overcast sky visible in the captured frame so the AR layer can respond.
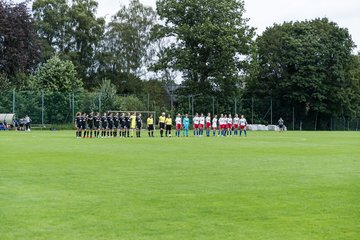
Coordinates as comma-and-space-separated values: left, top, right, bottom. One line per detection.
96, 0, 360, 52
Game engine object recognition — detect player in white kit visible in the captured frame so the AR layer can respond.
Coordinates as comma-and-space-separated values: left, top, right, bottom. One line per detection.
239, 115, 247, 137
233, 114, 240, 136
175, 113, 182, 137
199, 113, 205, 136
205, 113, 211, 137
227, 114, 233, 136
212, 115, 218, 137
193, 113, 200, 136
219, 114, 226, 136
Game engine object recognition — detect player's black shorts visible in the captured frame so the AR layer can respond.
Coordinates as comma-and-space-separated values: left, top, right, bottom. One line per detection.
148, 125, 154, 131
76, 124, 81, 129
159, 122, 165, 129
166, 125, 172, 131
88, 124, 93, 130
81, 124, 86, 130
102, 124, 107, 129
126, 124, 130, 129
114, 123, 119, 129
279, 124, 284, 129
108, 123, 113, 130
94, 124, 99, 130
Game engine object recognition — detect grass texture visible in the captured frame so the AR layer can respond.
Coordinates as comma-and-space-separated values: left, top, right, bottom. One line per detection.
0, 130, 359, 239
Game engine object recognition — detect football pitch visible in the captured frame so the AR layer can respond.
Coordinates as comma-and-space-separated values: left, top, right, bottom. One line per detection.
0, 131, 359, 240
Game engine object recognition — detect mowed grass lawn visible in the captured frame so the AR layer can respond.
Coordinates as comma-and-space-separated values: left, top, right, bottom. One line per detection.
0, 130, 359, 240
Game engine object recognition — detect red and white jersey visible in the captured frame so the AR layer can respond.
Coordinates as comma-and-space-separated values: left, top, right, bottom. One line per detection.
233, 117, 240, 125
199, 116, 205, 125
240, 118, 247, 126
175, 117, 182, 125
205, 116, 211, 123
227, 118, 233, 124
219, 117, 225, 125
193, 116, 200, 124
212, 118, 218, 128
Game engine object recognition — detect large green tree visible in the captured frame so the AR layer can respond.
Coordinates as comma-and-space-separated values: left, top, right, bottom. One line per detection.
32, 0, 71, 57
31, 55, 82, 92
68, 0, 105, 86
29, 55, 83, 124
247, 18, 356, 129
0, 0, 41, 88
348, 54, 360, 118
97, 0, 156, 93
32, 0, 105, 87
154, 0, 255, 112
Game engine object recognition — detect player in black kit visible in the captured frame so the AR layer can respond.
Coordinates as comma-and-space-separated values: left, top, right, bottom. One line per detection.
113, 113, 119, 138
75, 112, 82, 138
120, 113, 125, 138
101, 113, 108, 138
93, 112, 101, 138
136, 113, 142, 137
86, 112, 94, 138
80, 112, 87, 138
107, 113, 114, 137
124, 112, 130, 138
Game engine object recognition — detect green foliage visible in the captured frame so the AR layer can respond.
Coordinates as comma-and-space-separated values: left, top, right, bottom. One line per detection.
247, 18, 357, 128
67, 0, 105, 86
142, 79, 170, 112
348, 55, 360, 117
43, 92, 73, 124
32, 0, 105, 87
96, 78, 118, 111
0, 0, 40, 86
0, 74, 12, 91
32, 0, 71, 55
0, 90, 13, 113
96, 79, 147, 112
115, 96, 146, 111
75, 91, 100, 113
32, 55, 82, 92
96, 0, 156, 91
154, 0, 255, 108
109, 0, 156, 74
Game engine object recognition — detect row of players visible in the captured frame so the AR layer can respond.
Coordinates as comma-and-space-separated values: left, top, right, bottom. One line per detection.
75, 112, 248, 138
75, 112, 143, 138
159, 113, 248, 138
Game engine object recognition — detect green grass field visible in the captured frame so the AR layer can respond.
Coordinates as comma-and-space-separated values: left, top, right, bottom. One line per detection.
1, 130, 359, 240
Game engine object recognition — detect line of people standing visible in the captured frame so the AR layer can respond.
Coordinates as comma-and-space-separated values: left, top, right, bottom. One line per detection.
75, 112, 143, 138
157, 112, 248, 138
75, 111, 248, 138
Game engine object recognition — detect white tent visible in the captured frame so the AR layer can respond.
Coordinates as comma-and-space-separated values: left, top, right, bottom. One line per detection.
0, 114, 15, 124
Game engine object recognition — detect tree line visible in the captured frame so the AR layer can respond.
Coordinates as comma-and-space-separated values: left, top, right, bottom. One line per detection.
0, 0, 359, 128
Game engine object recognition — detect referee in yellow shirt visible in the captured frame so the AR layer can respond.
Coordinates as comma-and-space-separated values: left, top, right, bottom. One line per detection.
130, 112, 136, 137
159, 112, 166, 137
147, 114, 154, 137
165, 114, 172, 137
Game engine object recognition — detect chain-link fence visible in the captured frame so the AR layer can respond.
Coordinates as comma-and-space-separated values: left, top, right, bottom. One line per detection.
175, 95, 359, 131
0, 90, 170, 126
0, 90, 359, 130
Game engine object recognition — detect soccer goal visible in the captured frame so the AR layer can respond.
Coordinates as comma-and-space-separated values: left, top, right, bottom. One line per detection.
107, 110, 157, 130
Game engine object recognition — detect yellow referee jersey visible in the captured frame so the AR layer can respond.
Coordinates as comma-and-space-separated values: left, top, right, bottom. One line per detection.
165, 117, 172, 125
159, 116, 165, 123
130, 115, 136, 128
147, 117, 154, 125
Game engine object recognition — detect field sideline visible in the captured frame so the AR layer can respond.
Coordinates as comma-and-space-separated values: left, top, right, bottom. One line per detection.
0, 131, 359, 239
